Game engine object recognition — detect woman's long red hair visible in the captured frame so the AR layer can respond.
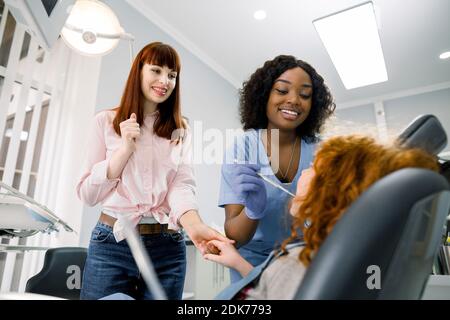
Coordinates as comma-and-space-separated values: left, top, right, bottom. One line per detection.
281, 135, 439, 266
112, 42, 186, 140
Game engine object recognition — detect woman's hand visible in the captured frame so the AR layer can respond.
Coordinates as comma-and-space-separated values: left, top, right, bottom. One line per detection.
184, 222, 234, 255
119, 113, 140, 152
203, 240, 254, 277
179, 211, 234, 255
107, 113, 140, 179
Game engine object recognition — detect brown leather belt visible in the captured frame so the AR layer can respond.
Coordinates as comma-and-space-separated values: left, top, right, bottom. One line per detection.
99, 213, 176, 235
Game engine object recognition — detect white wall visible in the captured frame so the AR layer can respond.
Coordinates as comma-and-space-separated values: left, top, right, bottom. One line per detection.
79, 0, 240, 246
336, 104, 376, 125
384, 88, 450, 153
330, 103, 379, 138
49, 51, 102, 247
332, 86, 450, 151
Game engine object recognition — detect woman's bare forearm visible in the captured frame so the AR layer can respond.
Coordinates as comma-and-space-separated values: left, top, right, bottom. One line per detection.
224, 207, 259, 246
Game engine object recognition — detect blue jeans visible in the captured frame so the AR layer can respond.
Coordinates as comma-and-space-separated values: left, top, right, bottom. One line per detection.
80, 222, 186, 300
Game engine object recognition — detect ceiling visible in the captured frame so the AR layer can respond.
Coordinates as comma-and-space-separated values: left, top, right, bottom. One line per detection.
126, 0, 450, 106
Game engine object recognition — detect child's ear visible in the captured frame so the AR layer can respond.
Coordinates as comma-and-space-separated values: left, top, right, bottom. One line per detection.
287, 198, 294, 211
289, 198, 301, 218
296, 177, 303, 195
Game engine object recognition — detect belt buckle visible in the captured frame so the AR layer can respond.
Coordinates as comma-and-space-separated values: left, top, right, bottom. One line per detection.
138, 223, 166, 235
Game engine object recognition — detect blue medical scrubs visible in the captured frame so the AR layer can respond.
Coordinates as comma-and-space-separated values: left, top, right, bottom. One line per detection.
218, 129, 316, 282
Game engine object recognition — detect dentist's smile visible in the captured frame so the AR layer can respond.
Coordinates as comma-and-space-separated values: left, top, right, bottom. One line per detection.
278, 106, 301, 121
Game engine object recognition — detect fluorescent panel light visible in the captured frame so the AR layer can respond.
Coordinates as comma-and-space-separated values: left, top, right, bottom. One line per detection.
439, 51, 450, 60
313, 2, 388, 89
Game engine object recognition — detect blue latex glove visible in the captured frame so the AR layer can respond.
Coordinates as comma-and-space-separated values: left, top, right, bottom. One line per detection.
224, 163, 267, 220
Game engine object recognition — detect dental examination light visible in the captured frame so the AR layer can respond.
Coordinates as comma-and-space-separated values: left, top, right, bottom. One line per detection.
61, 0, 134, 61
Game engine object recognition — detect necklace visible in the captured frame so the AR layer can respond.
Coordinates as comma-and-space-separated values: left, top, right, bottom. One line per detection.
267, 131, 298, 181
280, 136, 298, 180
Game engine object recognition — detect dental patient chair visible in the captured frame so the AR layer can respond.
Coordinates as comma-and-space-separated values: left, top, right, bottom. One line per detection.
397, 114, 447, 155
295, 114, 450, 299
295, 168, 450, 299
25, 247, 87, 300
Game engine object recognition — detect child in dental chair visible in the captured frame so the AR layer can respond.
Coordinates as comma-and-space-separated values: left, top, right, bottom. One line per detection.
208, 135, 439, 299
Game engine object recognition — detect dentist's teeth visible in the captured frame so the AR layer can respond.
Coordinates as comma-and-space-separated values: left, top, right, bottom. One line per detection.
281, 109, 298, 115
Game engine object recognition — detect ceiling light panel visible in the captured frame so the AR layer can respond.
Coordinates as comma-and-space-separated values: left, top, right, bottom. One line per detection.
313, 2, 388, 89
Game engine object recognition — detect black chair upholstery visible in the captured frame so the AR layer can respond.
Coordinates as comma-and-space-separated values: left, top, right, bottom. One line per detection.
397, 114, 447, 155
295, 168, 450, 299
25, 247, 87, 300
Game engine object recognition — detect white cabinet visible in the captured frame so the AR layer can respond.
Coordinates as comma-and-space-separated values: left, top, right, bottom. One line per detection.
183, 244, 230, 300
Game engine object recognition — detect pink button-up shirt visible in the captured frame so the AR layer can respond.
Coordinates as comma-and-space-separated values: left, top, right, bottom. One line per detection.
76, 110, 198, 241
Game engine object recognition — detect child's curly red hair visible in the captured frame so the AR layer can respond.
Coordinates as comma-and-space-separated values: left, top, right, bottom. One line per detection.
281, 135, 439, 266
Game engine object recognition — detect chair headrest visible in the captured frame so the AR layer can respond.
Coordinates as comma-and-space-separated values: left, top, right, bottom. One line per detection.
397, 114, 447, 155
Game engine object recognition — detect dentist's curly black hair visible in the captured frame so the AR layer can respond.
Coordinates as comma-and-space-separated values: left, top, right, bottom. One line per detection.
239, 55, 335, 143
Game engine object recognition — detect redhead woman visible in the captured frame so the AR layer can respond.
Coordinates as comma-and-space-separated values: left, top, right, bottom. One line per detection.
77, 42, 232, 300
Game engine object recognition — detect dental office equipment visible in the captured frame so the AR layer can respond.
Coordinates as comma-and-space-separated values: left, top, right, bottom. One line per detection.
256, 172, 296, 198
233, 158, 296, 198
